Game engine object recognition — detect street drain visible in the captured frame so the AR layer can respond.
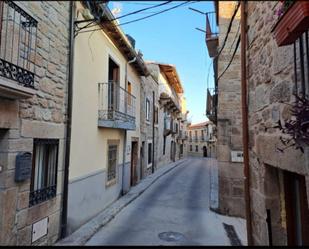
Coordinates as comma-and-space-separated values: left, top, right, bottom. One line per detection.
223, 223, 242, 246
158, 231, 186, 242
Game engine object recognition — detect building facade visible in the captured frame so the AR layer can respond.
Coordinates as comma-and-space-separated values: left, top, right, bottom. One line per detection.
66, 1, 148, 235
245, 1, 309, 245
0, 1, 70, 245
206, 1, 245, 218
187, 121, 216, 158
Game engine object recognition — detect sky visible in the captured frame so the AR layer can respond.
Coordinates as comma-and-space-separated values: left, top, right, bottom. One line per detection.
108, 1, 215, 124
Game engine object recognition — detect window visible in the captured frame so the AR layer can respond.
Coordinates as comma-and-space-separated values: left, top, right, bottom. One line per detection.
154, 106, 159, 124
107, 144, 117, 183
146, 98, 150, 121
190, 145, 192, 151
180, 144, 183, 155
163, 136, 166, 155
189, 131, 192, 139
175, 123, 179, 133
30, 139, 59, 207
148, 142, 152, 165
195, 145, 198, 152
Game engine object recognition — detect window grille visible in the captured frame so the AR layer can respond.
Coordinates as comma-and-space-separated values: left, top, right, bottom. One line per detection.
29, 139, 58, 207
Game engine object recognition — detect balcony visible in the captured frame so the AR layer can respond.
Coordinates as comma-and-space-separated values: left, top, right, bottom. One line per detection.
205, 11, 218, 58
98, 82, 136, 130
164, 115, 171, 136
0, 1, 37, 99
206, 88, 218, 124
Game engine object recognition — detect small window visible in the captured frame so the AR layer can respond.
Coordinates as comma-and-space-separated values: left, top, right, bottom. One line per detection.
195, 145, 198, 152
107, 145, 117, 183
154, 106, 159, 124
146, 98, 150, 121
148, 143, 152, 165
30, 139, 59, 207
190, 145, 192, 151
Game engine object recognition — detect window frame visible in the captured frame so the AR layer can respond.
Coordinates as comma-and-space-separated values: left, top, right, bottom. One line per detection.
146, 98, 150, 122
147, 141, 152, 168
29, 139, 59, 207
106, 140, 119, 187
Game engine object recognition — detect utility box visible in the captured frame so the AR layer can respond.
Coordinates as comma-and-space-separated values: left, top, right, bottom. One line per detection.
231, 151, 244, 163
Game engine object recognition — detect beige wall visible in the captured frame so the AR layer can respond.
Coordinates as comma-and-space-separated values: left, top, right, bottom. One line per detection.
69, 2, 140, 181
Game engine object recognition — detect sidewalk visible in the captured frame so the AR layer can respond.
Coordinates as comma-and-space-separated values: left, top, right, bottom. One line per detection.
55, 158, 188, 246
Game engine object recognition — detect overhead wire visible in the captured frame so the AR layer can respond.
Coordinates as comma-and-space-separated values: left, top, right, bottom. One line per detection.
217, 35, 240, 81
78, 1, 193, 34
214, 1, 240, 59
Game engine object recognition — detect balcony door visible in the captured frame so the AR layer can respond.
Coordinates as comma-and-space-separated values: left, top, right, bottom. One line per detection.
108, 58, 120, 111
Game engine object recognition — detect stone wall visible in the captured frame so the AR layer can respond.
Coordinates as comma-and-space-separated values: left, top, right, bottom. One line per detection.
246, 1, 309, 245
0, 1, 70, 245
216, 1, 245, 218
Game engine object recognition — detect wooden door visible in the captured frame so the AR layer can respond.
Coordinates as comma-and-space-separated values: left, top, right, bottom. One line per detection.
130, 141, 138, 186
284, 171, 309, 246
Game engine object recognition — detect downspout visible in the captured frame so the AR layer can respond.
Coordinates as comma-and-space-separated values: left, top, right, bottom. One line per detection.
152, 90, 155, 174
60, 0, 75, 239
122, 56, 136, 195
240, 1, 253, 245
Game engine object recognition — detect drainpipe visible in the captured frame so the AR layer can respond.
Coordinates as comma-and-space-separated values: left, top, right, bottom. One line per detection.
240, 1, 253, 245
152, 90, 155, 174
122, 56, 136, 195
60, 0, 75, 239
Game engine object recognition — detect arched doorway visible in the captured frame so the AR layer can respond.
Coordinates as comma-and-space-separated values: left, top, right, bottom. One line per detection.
203, 146, 207, 157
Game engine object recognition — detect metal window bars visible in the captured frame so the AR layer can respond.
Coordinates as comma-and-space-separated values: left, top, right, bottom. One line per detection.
0, 1, 37, 88
98, 81, 136, 124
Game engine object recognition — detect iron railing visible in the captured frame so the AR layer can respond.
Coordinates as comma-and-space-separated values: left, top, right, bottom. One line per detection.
206, 11, 218, 40
206, 87, 218, 124
0, 1, 37, 88
98, 81, 136, 124
293, 31, 309, 98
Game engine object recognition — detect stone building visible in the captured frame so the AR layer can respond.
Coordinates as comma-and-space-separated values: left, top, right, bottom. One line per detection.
145, 62, 187, 168
206, 1, 245, 217
245, 1, 309, 245
66, 1, 148, 235
187, 121, 216, 158
140, 64, 159, 178
0, 1, 70, 245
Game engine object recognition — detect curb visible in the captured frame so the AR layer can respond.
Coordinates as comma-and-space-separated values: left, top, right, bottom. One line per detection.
209, 158, 219, 212
55, 158, 188, 246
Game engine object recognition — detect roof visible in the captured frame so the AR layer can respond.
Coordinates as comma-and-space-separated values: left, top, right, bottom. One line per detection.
146, 61, 184, 94
83, 2, 149, 76
188, 121, 211, 129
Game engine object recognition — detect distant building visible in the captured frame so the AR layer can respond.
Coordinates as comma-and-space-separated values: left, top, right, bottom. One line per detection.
187, 122, 216, 158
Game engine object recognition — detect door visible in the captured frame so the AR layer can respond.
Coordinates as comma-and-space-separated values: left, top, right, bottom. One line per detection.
140, 142, 145, 180
203, 146, 207, 157
284, 171, 309, 246
130, 141, 138, 186
108, 58, 120, 111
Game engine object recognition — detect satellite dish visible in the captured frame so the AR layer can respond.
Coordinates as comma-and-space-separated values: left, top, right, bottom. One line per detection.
84, 1, 107, 21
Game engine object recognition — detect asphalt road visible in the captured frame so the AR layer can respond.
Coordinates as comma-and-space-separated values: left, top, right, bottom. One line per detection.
86, 157, 235, 246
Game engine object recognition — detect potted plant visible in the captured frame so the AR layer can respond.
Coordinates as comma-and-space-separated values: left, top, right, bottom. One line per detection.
272, 1, 309, 47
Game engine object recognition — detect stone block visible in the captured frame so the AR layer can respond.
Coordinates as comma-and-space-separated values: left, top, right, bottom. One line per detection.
8, 138, 33, 153
217, 145, 230, 162
269, 81, 291, 104
48, 211, 61, 238
0, 99, 19, 129
17, 191, 30, 211
2, 188, 18, 237
21, 119, 65, 139
17, 225, 31, 246
16, 209, 28, 230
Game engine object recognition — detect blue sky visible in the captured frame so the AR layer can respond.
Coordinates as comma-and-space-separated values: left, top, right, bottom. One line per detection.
108, 1, 215, 124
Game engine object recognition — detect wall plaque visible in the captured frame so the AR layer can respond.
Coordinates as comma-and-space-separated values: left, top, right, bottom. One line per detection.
15, 152, 32, 182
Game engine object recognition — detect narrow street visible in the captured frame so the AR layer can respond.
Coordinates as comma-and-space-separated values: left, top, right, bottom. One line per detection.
85, 158, 245, 246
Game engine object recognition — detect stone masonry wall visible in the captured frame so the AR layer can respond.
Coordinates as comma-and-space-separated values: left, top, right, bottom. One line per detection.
0, 1, 70, 245
216, 1, 245, 218
246, 1, 309, 245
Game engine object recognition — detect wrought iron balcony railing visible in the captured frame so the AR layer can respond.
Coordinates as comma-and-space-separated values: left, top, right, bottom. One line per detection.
206, 87, 218, 124
98, 81, 136, 130
0, 1, 37, 89
205, 11, 219, 58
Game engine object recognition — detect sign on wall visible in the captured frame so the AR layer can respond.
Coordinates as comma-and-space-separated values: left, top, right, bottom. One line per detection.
15, 152, 32, 182
231, 151, 244, 163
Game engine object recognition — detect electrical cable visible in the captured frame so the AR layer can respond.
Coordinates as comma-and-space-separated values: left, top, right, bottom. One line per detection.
76, 1, 171, 33
78, 1, 192, 34
217, 35, 240, 81
215, 1, 240, 59
228, 19, 240, 55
